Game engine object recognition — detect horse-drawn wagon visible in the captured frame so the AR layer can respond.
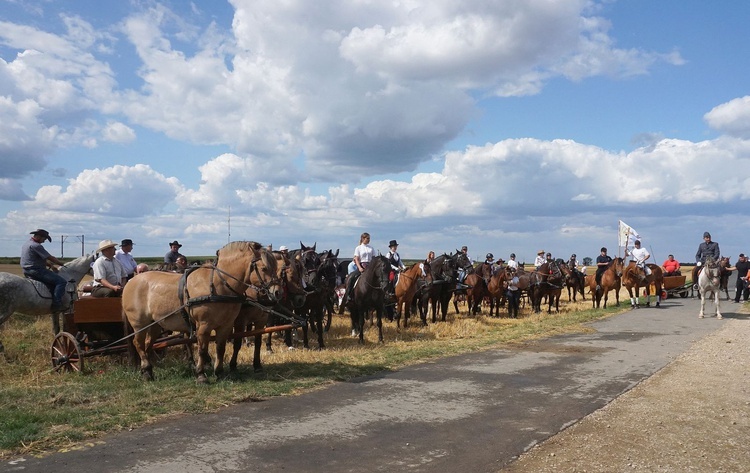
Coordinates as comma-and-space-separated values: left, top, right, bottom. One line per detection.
662, 274, 691, 299
50, 290, 304, 375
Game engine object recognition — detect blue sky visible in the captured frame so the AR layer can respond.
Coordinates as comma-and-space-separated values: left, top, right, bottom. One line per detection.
1, 0, 749, 266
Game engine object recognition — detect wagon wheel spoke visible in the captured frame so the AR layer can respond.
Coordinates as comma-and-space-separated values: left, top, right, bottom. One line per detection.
50, 332, 84, 374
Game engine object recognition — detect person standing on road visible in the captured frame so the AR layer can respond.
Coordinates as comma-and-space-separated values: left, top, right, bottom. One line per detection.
21, 228, 67, 312
726, 253, 750, 303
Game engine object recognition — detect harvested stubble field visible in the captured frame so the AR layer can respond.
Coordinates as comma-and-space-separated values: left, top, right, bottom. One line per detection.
0, 262, 644, 459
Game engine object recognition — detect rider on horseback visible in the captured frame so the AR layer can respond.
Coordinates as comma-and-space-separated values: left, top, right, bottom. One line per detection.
595, 247, 612, 292
21, 229, 67, 312
627, 240, 651, 282
693, 231, 721, 288
340, 232, 374, 310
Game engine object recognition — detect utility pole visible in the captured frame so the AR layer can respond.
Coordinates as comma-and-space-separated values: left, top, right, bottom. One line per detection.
76, 235, 85, 256
228, 205, 231, 243
60, 235, 68, 258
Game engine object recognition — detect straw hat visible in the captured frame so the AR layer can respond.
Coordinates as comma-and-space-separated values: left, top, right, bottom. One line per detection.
97, 239, 117, 252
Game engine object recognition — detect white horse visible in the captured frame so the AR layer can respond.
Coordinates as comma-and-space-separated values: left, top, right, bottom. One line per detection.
0, 254, 95, 349
697, 256, 722, 319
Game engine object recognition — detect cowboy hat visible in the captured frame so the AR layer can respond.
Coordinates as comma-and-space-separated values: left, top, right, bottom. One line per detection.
169, 240, 182, 248
30, 229, 52, 242
537, 250, 544, 255
97, 239, 118, 252
279, 245, 288, 251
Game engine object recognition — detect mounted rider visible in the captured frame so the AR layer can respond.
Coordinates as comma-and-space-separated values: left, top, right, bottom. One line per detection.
386, 240, 405, 284
340, 232, 374, 310
627, 240, 651, 282
21, 228, 67, 313
693, 231, 721, 286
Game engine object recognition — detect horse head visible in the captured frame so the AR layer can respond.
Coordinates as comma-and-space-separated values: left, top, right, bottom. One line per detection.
216, 241, 282, 302
297, 243, 321, 288
611, 257, 625, 277
455, 251, 472, 271
58, 253, 95, 283
433, 253, 458, 282
277, 252, 306, 308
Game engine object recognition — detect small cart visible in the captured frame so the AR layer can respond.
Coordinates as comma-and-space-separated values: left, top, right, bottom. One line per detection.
662, 275, 691, 299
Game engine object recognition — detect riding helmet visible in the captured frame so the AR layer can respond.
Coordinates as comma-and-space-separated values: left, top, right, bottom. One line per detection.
703, 232, 711, 238
486, 253, 494, 260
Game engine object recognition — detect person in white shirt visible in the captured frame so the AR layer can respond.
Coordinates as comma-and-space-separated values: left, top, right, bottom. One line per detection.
340, 232, 374, 310
92, 240, 128, 297
534, 250, 546, 269
115, 238, 139, 280
353, 232, 374, 272
507, 253, 519, 270
628, 240, 651, 280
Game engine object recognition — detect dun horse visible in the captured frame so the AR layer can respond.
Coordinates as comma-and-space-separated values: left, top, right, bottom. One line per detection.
122, 241, 281, 382
231, 250, 306, 371
0, 254, 94, 351
588, 257, 624, 309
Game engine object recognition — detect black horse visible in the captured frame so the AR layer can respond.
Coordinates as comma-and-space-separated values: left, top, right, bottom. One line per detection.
418, 253, 459, 323
343, 255, 393, 344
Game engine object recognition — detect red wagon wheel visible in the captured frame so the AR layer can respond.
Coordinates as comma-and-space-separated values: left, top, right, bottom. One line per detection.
51, 332, 84, 373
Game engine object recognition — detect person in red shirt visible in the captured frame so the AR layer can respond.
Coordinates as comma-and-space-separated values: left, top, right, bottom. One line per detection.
662, 254, 681, 276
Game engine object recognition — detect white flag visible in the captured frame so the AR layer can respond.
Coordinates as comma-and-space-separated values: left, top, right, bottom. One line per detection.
618, 220, 641, 247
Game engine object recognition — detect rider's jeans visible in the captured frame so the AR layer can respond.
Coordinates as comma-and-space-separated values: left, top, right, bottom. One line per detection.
24, 268, 67, 305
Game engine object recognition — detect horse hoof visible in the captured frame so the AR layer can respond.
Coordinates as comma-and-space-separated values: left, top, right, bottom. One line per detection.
140, 368, 154, 382
717, 315, 723, 320
196, 374, 209, 384
699, 314, 705, 318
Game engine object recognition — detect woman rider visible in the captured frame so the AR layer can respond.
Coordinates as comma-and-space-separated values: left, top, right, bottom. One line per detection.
340, 232, 374, 309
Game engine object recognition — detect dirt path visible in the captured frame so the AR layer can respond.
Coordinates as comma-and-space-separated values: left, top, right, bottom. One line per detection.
503, 315, 750, 472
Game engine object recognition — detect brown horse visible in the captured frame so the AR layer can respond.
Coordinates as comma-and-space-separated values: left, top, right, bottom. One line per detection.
485, 267, 512, 317
464, 263, 492, 316
122, 241, 281, 382
622, 261, 664, 308
589, 257, 624, 309
529, 260, 564, 313
394, 261, 432, 327
564, 267, 586, 302
231, 250, 307, 371
719, 257, 732, 300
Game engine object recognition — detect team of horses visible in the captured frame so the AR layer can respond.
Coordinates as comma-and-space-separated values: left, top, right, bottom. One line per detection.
0, 243, 738, 381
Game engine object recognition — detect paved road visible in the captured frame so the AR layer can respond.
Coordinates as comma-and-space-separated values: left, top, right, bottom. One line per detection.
6, 295, 738, 473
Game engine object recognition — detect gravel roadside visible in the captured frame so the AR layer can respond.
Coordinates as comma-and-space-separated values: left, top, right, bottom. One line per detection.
502, 314, 750, 472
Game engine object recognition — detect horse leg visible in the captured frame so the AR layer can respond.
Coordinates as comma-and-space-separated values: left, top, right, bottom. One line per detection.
132, 330, 154, 381
699, 292, 706, 318
376, 308, 384, 343
357, 310, 365, 344
715, 291, 723, 319
253, 333, 263, 372
229, 324, 242, 372
51, 311, 61, 335
315, 308, 325, 350
213, 325, 233, 379
194, 326, 211, 383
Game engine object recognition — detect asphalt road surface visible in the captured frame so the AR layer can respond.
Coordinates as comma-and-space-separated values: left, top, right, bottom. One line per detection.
5, 294, 738, 473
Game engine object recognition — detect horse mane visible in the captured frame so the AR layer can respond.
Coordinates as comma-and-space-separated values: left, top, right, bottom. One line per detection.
219, 241, 263, 254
